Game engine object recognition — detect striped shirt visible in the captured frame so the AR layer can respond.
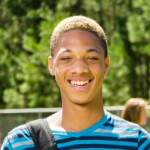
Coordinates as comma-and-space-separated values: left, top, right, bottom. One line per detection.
1, 111, 150, 150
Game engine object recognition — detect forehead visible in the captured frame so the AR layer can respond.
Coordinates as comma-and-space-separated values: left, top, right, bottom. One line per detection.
60, 29, 98, 43
53, 29, 105, 56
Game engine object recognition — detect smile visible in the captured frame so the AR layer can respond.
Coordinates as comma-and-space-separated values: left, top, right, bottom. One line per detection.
69, 80, 92, 86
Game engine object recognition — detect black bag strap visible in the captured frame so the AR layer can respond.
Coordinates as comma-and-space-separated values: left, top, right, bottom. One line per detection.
26, 118, 57, 150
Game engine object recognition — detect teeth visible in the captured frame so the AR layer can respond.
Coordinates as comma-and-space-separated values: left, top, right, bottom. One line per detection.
70, 80, 89, 86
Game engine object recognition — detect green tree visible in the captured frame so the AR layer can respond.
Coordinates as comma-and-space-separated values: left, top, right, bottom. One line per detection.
0, 0, 149, 108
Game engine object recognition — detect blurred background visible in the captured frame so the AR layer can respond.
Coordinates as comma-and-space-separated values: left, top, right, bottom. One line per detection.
0, 0, 150, 145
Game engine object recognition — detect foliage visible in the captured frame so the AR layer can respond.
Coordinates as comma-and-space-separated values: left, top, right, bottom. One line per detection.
0, 0, 149, 108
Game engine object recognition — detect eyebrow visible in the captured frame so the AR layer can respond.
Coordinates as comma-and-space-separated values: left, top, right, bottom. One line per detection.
86, 49, 100, 54
62, 49, 72, 53
54, 48, 71, 57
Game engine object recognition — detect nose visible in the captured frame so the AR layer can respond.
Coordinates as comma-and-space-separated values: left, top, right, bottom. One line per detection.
71, 59, 89, 74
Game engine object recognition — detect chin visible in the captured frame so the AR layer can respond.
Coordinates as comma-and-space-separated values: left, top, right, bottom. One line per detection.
70, 97, 94, 106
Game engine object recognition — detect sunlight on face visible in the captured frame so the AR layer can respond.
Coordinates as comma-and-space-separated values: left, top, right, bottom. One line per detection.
49, 29, 110, 105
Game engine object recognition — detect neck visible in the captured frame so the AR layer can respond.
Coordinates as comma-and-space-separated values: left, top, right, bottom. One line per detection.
61, 100, 104, 131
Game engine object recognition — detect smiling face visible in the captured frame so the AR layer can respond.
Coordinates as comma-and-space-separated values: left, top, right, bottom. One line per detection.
48, 29, 110, 106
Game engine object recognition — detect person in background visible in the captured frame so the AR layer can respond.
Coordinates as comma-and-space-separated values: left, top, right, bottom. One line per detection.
121, 98, 148, 126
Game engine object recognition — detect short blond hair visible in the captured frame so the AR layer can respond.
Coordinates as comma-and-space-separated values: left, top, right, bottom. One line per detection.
50, 15, 108, 57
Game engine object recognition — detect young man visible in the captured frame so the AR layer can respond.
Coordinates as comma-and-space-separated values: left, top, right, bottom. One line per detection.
1, 16, 150, 150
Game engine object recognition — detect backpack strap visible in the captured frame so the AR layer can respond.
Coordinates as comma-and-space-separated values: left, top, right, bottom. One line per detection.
26, 118, 57, 150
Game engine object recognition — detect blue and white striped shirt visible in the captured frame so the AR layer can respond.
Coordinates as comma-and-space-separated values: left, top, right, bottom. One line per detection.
1, 111, 150, 150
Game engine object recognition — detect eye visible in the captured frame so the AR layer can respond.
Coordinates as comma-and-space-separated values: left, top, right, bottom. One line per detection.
60, 57, 72, 61
86, 56, 100, 64
87, 57, 99, 61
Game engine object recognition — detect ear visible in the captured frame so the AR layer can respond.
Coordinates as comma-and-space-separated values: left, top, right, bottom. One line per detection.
48, 56, 55, 76
104, 56, 110, 75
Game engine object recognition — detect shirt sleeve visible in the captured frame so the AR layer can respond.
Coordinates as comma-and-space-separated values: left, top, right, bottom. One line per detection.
138, 127, 150, 150
1, 125, 35, 150
1, 136, 13, 150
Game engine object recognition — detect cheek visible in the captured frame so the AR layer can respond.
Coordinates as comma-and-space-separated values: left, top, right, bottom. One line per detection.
53, 61, 62, 75
54, 65, 66, 84
91, 64, 105, 76
54, 68, 62, 81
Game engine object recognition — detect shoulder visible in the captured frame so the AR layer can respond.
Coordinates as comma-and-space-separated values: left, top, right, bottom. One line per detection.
106, 110, 138, 126
105, 111, 150, 135
105, 111, 150, 148
1, 124, 35, 150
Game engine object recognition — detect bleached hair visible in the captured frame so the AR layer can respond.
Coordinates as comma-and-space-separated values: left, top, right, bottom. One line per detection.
50, 15, 108, 57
